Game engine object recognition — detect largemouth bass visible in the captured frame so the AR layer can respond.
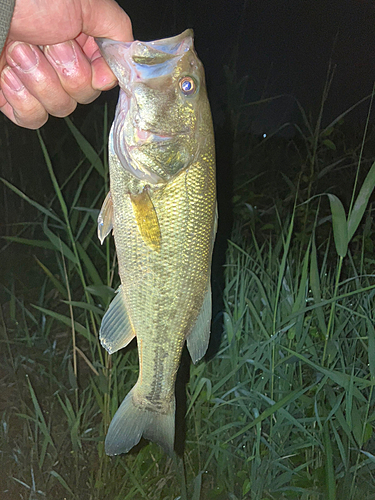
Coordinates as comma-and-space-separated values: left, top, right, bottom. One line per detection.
96, 30, 217, 456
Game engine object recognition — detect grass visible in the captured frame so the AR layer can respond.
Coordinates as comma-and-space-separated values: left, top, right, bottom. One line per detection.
1, 89, 375, 499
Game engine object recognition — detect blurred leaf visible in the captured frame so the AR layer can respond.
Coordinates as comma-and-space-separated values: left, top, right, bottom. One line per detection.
363, 423, 373, 443
367, 319, 375, 379
65, 117, 105, 176
327, 194, 348, 257
86, 284, 115, 302
43, 222, 78, 264
50, 471, 74, 495
76, 241, 103, 286
31, 305, 92, 340
68, 360, 78, 390
347, 161, 375, 241
0, 177, 61, 222
227, 385, 312, 442
187, 377, 211, 415
191, 471, 203, 500
310, 236, 327, 336
322, 139, 336, 151
34, 256, 68, 299
2, 236, 55, 250
323, 422, 336, 500
360, 450, 375, 463
62, 300, 104, 315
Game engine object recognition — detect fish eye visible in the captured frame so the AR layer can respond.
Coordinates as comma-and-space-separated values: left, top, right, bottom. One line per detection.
179, 76, 197, 96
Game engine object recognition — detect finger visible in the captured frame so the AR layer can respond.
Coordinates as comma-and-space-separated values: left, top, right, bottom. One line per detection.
6, 41, 77, 118
77, 34, 95, 59
81, 0, 133, 42
76, 36, 118, 91
0, 69, 48, 128
77, 36, 117, 91
44, 40, 101, 104
91, 48, 118, 91
75, 33, 117, 90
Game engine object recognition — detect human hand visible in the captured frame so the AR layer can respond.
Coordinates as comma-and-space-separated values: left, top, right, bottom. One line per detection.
0, 0, 133, 129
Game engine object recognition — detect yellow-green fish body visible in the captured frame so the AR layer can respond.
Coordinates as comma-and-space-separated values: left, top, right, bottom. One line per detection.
96, 30, 216, 455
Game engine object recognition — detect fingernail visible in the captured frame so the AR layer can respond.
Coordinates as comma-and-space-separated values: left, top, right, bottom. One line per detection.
8, 42, 39, 71
45, 41, 77, 66
96, 79, 117, 91
1, 67, 24, 92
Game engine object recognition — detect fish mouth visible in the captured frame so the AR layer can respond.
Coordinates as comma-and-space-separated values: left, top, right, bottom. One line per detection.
95, 30, 194, 89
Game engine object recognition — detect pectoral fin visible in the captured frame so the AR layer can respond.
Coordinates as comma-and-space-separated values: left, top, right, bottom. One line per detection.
130, 186, 161, 252
98, 191, 114, 244
186, 284, 212, 364
100, 285, 135, 354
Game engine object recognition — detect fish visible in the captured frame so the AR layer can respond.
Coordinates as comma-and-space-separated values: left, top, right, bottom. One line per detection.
95, 29, 217, 456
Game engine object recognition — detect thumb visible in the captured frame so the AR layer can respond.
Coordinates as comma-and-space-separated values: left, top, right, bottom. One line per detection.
81, 0, 133, 42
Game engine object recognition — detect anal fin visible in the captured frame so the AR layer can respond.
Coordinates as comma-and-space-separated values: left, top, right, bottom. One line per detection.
100, 285, 135, 354
186, 284, 212, 364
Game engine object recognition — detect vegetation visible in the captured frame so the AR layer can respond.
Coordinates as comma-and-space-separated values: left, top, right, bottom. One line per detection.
1, 84, 375, 499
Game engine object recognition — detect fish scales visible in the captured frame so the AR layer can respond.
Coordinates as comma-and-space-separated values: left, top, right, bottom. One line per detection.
96, 29, 216, 455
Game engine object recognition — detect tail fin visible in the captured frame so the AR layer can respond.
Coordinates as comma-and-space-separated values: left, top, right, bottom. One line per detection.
105, 386, 175, 456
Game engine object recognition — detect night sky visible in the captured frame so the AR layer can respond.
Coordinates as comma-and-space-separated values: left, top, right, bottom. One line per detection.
119, 0, 375, 134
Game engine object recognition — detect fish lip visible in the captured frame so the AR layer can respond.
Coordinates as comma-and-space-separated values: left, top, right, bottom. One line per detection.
95, 30, 194, 85
144, 29, 194, 50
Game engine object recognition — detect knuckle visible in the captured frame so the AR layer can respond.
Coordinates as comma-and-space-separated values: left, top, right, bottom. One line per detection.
14, 106, 48, 129
48, 98, 76, 118
76, 89, 101, 105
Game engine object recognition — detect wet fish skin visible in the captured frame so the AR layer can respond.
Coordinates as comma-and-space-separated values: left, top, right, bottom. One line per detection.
96, 30, 216, 455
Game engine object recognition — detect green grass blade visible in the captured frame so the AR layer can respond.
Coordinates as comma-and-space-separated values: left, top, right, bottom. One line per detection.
34, 256, 68, 299
2, 236, 55, 250
31, 305, 93, 340
226, 385, 313, 443
367, 319, 375, 379
49, 471, 74, 496
62, 300, 104, 315
42, 223, 78, 264
76, 241, 103, 286
324, 421, 336, 500
0, 177, 62, 223
65, 117, 105, 176
283, 347, 371, 392
347, 160, 375, 241
327, 194, 348, 257
310, 236, 327, 335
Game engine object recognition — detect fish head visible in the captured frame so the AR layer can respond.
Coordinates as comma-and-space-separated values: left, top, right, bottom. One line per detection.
96, 30, 211, 184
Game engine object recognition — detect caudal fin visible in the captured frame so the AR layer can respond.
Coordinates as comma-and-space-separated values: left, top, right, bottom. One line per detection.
105, 386, 175, 456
